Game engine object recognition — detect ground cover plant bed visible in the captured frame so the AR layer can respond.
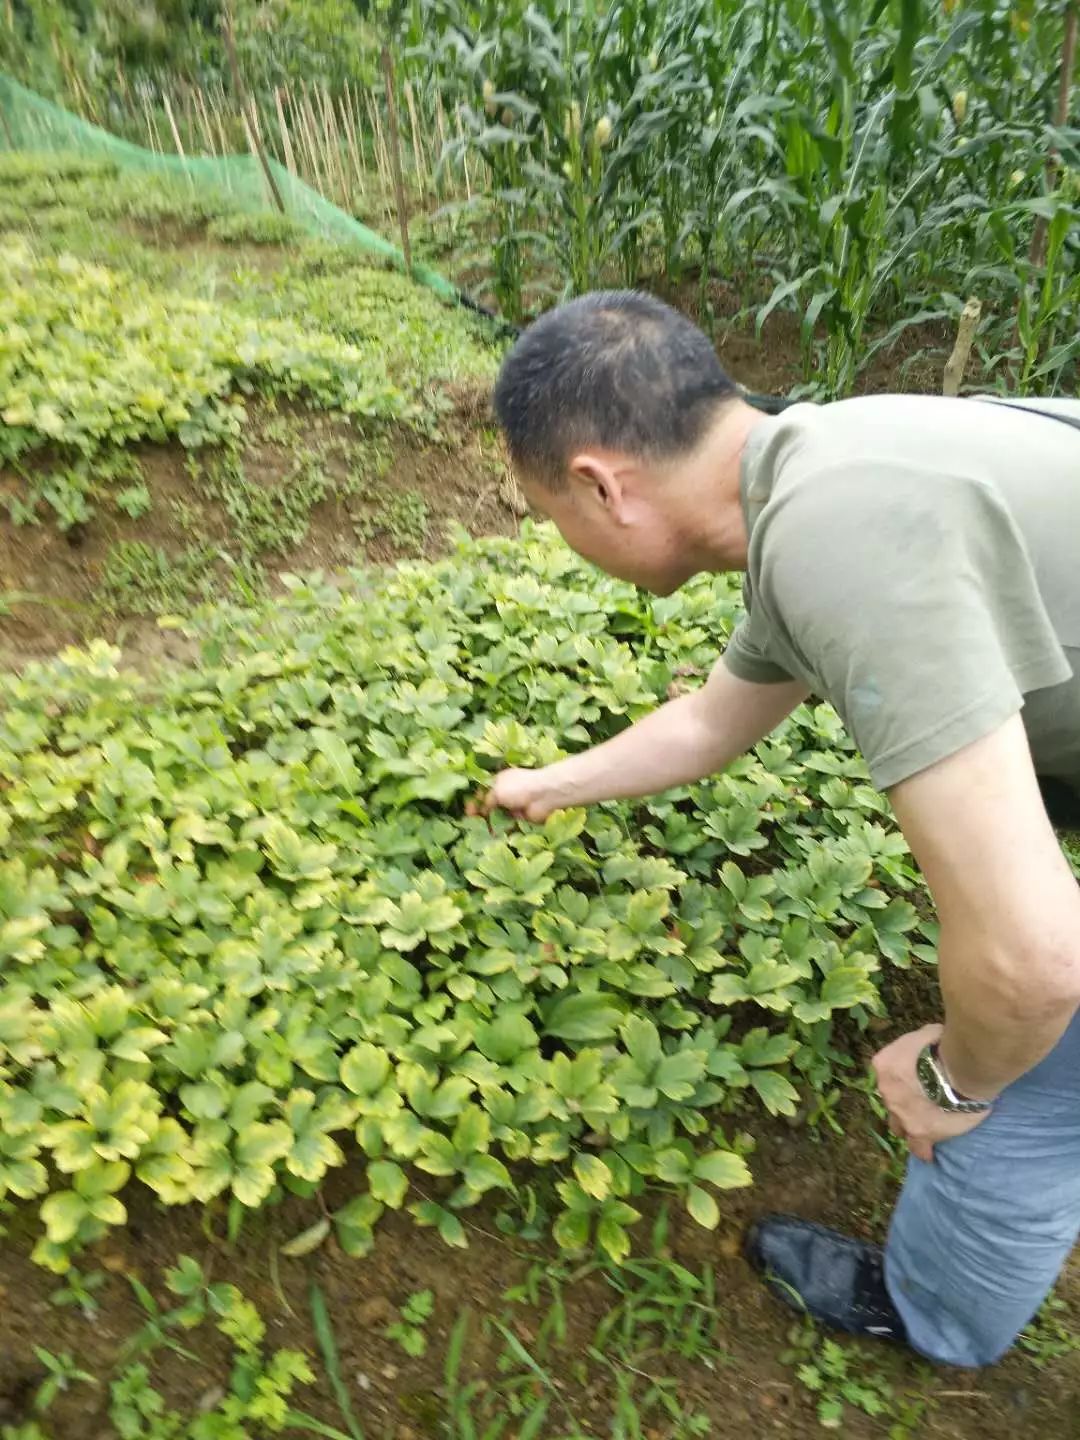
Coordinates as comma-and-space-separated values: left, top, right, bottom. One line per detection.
0, 528, 1079, 1438
3, 4, 1080, 1419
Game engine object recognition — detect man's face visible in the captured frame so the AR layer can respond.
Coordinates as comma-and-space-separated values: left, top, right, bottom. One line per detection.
518, 456, 698, 596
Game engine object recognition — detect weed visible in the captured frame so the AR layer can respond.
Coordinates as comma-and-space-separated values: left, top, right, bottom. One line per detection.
206, 211, 305, 246
49, 1267, 106, 1321
353, 486, 429, 551
782, 1321, 930, 1433
386, 1289, 436, 1358
1018, 1292, 1080, 1368
100, 539, 218, 616
194, 447, 330, 560
310, 1283, 366, 1440
30, 1349, 96, 1414
115, 483, 152, 520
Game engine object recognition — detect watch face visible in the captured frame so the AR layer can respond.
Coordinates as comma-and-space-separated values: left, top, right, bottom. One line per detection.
916, 1048, 943, 1105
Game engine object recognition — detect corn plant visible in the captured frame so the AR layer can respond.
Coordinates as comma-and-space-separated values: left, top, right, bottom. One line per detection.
409, 0, 1078, 397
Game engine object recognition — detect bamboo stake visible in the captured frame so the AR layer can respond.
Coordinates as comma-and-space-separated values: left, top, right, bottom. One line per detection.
365, 88, 391, 195
319, 84, 350, 204
142, 93, 165, 154
274, 86, 297, 175
222, 1, 285, 211
456, 103, 472, 202
208, 89, 231, 160
434, 88, 448, 195
291, 87, 321, 190
403, 79, 425, 199
380, 45, 412, 270
345, 82, 368, 181
943, 296, 982, 396
301, 87, 331, 193
340, 82, 367, 197
162, 90, 187, 158
286, 88, 317, 188
311, 84, 335, 197
178, 83, 195, 152
192, 83, 218, 156
69, 64, 99, 123
141, 93, 157, 151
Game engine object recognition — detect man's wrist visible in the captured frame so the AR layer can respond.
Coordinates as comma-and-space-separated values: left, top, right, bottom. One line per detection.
542, 758, 586, 809
934, 1037, 1000, 1104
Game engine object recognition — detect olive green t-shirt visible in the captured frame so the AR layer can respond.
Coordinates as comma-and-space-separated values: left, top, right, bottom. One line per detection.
723, 395, 1080, 793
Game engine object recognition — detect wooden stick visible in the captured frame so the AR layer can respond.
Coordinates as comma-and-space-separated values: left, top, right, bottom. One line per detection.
274, 86, 297, 175
192, 83, 218, 156
943, 296, 982, 396
457, 103, 472, 202
376, 105, 395, 217
365, 87, 392, 202
162, 90, 187, 158
178, 82, 195, 153
142, 93, 165, 154
320, 83, 350, 204
403, 79, 425, 199
209, 91, 231, 160
1029, 0, 1078, 270
434, 88, 448, 195
286, 87, 316, 187
291, 87, 321, 189
339, 85, 367, 198
222, 2, 285, 211
70, 65, 100, 123
345, 82, 368, 179
313, 84, 336, 198
301, 87, 331, 193
380, 45, 412, 271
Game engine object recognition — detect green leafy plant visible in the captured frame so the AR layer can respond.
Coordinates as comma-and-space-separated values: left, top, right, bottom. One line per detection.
385, 1288, 436, 1357
1018, 1292, 1080, 1369
30, 1348, 97, 1414
782, 1322, 930, 1433
49, 1267, 106, 1320
0, 524, 934, 1271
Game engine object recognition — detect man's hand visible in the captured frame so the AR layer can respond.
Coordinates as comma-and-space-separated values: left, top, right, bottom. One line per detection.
888, 715, 1080, 1102
469, 668, 808, 824
470, 767, 562, 824
871, 1023, 991, 1163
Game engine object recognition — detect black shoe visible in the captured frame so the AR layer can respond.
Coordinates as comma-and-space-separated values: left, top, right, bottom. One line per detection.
745, 1214, 907, 1343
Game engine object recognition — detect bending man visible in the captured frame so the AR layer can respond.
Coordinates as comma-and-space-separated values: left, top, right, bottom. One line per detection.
482, 290, 1080, 1369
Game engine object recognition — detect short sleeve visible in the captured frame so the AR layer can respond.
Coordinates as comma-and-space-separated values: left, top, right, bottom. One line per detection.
723, 574, 797, 685
758, 466, 1072, 790
723, 618, 796, 684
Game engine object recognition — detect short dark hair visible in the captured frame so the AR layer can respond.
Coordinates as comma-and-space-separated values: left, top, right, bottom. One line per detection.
493, 290, 738, 488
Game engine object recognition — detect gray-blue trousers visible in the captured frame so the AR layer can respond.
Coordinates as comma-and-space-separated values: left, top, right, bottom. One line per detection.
886, 1007, 1080, 1366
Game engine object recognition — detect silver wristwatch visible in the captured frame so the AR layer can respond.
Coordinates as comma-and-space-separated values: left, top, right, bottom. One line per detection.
916, 1043, 995, 1114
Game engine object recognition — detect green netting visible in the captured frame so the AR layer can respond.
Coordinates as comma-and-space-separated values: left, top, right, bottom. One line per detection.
0, 70, 460, 305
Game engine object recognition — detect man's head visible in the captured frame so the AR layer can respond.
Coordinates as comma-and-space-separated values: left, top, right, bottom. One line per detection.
493, 290, 750, 592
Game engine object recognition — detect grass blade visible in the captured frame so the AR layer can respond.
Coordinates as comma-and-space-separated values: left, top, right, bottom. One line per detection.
310, 1282, 365, 1440
286, 1412, 360, 1440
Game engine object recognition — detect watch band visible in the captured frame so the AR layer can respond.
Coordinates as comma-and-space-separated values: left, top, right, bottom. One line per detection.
916, 1043, 995, 1115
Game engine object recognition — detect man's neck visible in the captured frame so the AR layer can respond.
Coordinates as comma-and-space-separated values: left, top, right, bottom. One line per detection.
670, 399, 769, 573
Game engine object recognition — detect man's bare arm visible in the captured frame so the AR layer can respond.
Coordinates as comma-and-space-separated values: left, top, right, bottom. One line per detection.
482, 663, 808, 820
889, 713, 1080, 1100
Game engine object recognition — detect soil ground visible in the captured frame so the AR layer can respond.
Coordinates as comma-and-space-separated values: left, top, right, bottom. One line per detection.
1, 1062, 1077, 1439
2, 228, 1077, 1437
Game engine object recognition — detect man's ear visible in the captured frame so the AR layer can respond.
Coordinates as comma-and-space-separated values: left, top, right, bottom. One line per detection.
568, 452, 623, 512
